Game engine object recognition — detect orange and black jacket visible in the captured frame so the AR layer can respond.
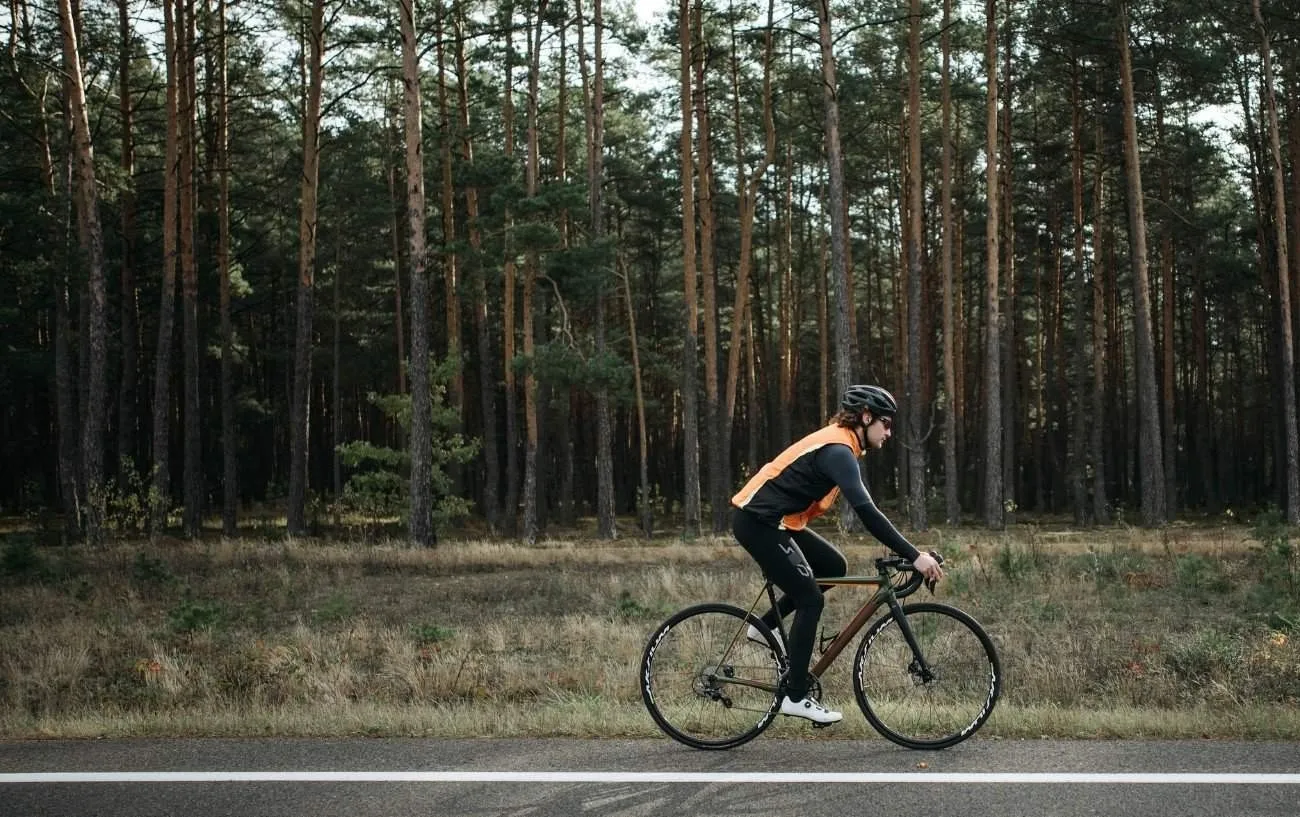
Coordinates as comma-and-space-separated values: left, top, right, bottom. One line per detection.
731, 423, 921, 561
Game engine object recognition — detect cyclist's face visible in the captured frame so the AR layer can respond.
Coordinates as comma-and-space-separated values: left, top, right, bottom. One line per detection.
863, 412, 892, 448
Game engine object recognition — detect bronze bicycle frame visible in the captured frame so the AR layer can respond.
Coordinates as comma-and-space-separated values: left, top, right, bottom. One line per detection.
743, 574, 901, 679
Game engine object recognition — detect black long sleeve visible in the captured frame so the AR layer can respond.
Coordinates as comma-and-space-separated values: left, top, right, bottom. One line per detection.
814, 444, 922, 561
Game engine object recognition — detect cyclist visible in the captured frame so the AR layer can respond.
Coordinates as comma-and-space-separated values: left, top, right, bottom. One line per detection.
730, 384, 943, 724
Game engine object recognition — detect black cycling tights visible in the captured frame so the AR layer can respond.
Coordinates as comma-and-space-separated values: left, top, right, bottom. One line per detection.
732, 508, 847, 701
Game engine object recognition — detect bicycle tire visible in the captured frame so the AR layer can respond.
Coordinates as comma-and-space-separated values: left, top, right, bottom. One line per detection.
852, 602, 1001, 750
640, 603, 784, 750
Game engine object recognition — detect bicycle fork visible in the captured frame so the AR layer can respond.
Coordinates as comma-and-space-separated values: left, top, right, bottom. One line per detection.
884, 597, 937, 684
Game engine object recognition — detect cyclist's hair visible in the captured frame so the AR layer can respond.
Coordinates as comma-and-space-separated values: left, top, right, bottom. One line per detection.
831, 408, 863, 428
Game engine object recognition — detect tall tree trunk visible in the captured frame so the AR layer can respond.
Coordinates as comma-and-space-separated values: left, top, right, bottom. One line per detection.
981, 0, 1003, 529
678, 0, 701, 538
435, 1, 463, 459
998, 3, 1016, 515
1116, 0, 1166, 526
1068, 55, 1089, 524
520, 0, 548, 544
386, 101, 407, 398
618, 248, 652, 536
576, 0, 616, 538
1254, 0, 1299, 523
1156, 84, 1177, 517
177, 0, 202, 537
400, 0, 434, 546
724, 0, 776, 476
116, 0, 138, 482
501, 4, 520, 536
777, 143, 795, 447
905, 0, 926, 531
331, 245, 342, 529
455, 0, 499, 532
151, 0, 181, 536
939, 0, 958, 524
287, 0, 324, 537
216, 0, 237, 536
815, 0, 850, 400
690, 0, 725, 533
1090, 118, 1110, 524
56, 0, 107, 542
813, 0, 855, 529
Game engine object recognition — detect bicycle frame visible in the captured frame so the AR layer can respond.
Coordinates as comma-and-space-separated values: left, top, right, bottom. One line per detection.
744, 568, 927, 681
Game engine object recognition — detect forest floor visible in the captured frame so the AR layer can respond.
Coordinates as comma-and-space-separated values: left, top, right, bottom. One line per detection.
2, 517, 1299, 740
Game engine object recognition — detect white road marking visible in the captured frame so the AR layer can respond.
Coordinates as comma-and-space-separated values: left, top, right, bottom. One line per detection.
2, 771, 1299, 785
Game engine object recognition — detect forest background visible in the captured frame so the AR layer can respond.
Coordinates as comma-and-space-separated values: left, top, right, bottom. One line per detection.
3, 0, 1300, 547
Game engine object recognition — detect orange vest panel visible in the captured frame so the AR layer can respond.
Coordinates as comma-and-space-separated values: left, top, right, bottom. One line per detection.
731, 424, 862, 530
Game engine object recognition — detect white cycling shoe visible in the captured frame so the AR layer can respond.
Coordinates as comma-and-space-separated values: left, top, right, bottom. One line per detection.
746, 623, 785, 655
778, 694, 843, 725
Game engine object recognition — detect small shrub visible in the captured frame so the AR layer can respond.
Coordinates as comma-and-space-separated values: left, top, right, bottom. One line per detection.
1163, 629, 1242, 688
614, 591, 667, 620
99, 458, 162, 535
168, 598, 224, 634
132, 551, 175, 587
995, 545, 1037, 584
1174, 553, 1231, 595
411, 623, 455, 645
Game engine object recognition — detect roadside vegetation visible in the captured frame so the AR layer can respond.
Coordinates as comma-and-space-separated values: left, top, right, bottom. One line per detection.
2, 517, 1299, 741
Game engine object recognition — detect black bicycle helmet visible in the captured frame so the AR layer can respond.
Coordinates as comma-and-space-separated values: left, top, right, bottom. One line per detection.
840, 384, 898, 417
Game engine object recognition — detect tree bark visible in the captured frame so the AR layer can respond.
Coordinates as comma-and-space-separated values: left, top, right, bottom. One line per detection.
905, 0, 926, 531
678, 0, 701, 538
150, 0, 181, 536
287, 0, 324, 537
520, 0, 548, 544
1116, 0, 1166, 526
981, 0, 1003, 529
690, 0, 725, 533
1068, 55, 1089, 524
724, 0, 776, 480
216, 0, 237, 536
1253, 0, 1299, 523
115, 0, 138, 482
56, 0, 108, 542
939, 0, 958, 524
618, 248, 652, 536
455, 0, 499, 532
501, 3, 520, 536
435, 1, 463, 447
400, 0, 434, 546
176, 0, 202, 538
576, 0, 617, 538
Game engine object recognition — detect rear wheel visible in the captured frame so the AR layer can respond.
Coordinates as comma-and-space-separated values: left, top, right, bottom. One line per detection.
852, 602, 1000, 749
640, 603, 784, 750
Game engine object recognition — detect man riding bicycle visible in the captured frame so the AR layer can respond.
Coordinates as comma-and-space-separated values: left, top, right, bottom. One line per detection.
730, 384, 943, 724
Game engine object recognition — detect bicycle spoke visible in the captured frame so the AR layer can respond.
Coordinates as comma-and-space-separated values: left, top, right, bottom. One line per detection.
853, 603, 1001, 750
640, 604, 783, 750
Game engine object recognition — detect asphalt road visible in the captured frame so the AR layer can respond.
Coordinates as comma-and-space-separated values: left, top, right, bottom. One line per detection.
2, 737, 1298, 817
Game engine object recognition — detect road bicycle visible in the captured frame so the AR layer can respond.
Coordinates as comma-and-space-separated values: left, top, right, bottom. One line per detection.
639, 553, 1001, 750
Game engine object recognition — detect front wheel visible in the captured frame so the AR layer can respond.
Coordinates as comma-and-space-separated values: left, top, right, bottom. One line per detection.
852, 602, 1001, 750
640, 603, 784, 750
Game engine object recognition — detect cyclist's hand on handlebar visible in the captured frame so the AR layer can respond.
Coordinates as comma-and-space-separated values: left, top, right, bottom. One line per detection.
913, 551, 944, 589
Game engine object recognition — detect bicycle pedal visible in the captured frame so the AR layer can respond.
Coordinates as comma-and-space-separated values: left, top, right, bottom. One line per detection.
810, 721, 835, 729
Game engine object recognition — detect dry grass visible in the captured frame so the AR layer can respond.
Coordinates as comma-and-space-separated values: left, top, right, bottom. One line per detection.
1, 521, 1298, 740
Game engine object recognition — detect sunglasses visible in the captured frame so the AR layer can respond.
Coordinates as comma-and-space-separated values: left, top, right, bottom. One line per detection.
873, 415, 893, 431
